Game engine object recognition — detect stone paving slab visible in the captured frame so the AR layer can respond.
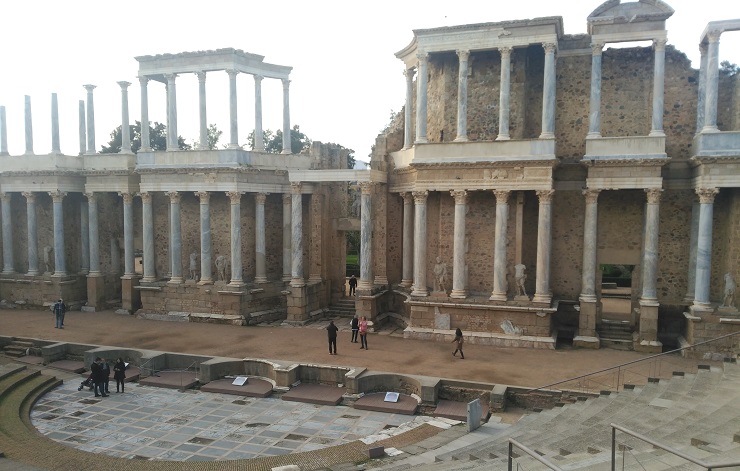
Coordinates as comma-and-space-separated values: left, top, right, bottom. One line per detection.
281, 383, 344, 406
138, 370, 198, 390
47, 360, 85, 374
200, 378, 273, 398
354, 393, 418, 415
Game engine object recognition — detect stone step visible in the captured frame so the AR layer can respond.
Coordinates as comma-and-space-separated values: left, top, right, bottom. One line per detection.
3, 347, 27, 358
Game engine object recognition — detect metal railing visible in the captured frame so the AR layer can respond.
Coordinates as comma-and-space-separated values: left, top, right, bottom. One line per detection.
611, 423, 740, 470
508, 438, 563, 471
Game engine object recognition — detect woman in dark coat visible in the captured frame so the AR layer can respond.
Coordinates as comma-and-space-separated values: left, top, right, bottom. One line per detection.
452, 328, 465, 359
113, 358, 127, 393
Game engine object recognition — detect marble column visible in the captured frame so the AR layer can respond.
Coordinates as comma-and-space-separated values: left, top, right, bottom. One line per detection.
139, 77, 151, 152
580, 189, 601, 301
0, 106, 8, 155
415, 53, 429, 144
78, 100, 85, 155
227, 69, 240, 149
120, 192, 135, 277
1, 193, 14, 274
85, 193, 100, 276
411, 191, 428, 296
490, 190, 510, 301
254, 75, 265, 151
497, 47, 512, 141
80, 200, 89, 274
282, 193, 292, 282
281, 79, 292, 154
358, 182, 374, 290
695, 44, 708, 133
23, 192, 38, 275
400, 192, 414, 287
588, 42, 604, 138
255, 193, 268, 283
24, 95, 33, 155
454, 50, 470, 142
196, 192, 212, 284
540, 43, 557, 139
164, 74, 178, 150
450, 190, 468, 299
50, 191, 66, 276
290, 183, 304, 287
51, 93, 61, 154
684, 201, 700, 302
403, 69, 415, 149
114, 81, 132, 153
140, 192, 155, 282
649, 39, 667, 137
533, 190, 554, 304
83, 85, 96, 154
167, 191, 183, 283
640, 189, 662, 301
227, 191, 244, 286
196, 72, 208, 150
702, 31, 721, 133
693, 188, 719, 307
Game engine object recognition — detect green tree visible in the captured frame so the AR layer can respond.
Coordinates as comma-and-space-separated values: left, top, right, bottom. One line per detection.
247, 124, 311, 154
192, 123, 223, 150
100, 121, 191, 153
720, 60, 739, 77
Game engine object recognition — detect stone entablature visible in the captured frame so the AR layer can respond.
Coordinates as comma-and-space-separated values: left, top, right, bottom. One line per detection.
136, 48, 292, 80
587, 0, 674, 39
391, 140, 556, 170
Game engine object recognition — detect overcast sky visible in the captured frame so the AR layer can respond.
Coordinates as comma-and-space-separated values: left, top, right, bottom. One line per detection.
1, 1, 739, 164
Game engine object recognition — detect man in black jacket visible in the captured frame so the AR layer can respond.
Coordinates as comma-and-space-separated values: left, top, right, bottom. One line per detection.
90, 357, 108, 397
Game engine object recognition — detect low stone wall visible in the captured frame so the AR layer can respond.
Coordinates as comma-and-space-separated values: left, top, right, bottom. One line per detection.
0, 274, 87, 309
682, 311, 740, 360
404, 327, 556, 349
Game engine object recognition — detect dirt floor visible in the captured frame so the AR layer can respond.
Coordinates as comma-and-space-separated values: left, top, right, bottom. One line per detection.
0, 308, 712, 389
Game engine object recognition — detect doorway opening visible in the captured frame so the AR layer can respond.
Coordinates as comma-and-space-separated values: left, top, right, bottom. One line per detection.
598, 264, 636, 349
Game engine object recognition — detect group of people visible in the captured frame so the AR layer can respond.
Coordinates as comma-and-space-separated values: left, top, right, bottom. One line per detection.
85, 357, 127, 397
326, 315, 368, 354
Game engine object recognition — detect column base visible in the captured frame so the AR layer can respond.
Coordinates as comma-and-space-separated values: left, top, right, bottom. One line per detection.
26, 271, 39, 277
168, 277, 185, 285
532, 293, 552, 304
281, 149, 292, 155
141, 276, 157, 283
495, 134, 510, 141
254, 276, 268, 284
410, 288, 428, 297
414, 139, 428, 145
358, 280, 373, 290
227, 143, 241, 150
228, 280, 245, 288
648, 129, 665, 137
573, 335, 600, 349
453, 136, 468, 142
290, 277, 305, 288
1, 270, 15, 275
586, 132, 602, 139
52, 272, 68, 278
489, 292, 507, 302
197, 279, 214, 285
635, 339, 662, 353
539, 132, 555, 139
282, 274, 292, 282
400, 279, 413, 288
449, 289, 467, 299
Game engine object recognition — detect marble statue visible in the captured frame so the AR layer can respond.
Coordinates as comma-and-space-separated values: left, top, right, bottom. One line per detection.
215, 255, 227, 282
350, 192, 361, 217
433, 256, 448, 293
189, 252, 198, 281
722, 272, 736, 308
514, 263, 527, 297
43, 245, 53, 273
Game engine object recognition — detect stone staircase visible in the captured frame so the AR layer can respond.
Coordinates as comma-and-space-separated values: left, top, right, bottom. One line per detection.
375, 360, 740, 470
597, 319, 634, 350
327, 297, 356, 318
1, 339, 33, 358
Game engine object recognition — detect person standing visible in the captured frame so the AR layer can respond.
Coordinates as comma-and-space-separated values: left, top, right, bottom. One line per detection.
101, 358, 111, 394
326, 320, 338, 355
359, 316, 368, 350
348, 275, 358, 296
452, 327, 465, 359
350, 315, 359, 343
113, 358, 126, 393
53, 299, 66, 329
90, 357, 108, 397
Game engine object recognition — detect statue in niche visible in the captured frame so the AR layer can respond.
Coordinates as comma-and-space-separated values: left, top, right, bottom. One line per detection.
215, 255, 227, 282
433, 256, 448, 293
189, 253, 199, 281
722, 273, 736, 308
350, 191, 361, 217
514, 263, 528, 297
43, 246, 54, 274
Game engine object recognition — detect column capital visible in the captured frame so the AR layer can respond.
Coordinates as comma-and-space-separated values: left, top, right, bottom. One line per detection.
403, 68, 416, 80
290, 182, 302, 194
21, 191, 35, 202
85, 192, 97, 203
49, 190, 66, 203
401, 192, 414, 204
499, 46, 513, 58
706, 30, 721, 43
582, 188, 602, 204
416, 51, 429, 64
283, 193, 292, 203
163, 73, 178, 84
282, 78, 291, 89
255, 192, 268, 204
166, 191, 181, 203
456, 49, 470, 62
140, 191, 152, 204
195, 71, 207, 82
493, 190, 510, 204
83, 84, 96, 92
359, 181, 374, 194
696, 187, 719, 203
254, 74, 264, 83
117, 81, 131, 90
226, 191, 244, 204
645, 188, 663, 204
699, 42, 708, 56
412, 190, 428, 204
226, 69, 239, 78
118, 192, 134, 204
542, 42, 557, 54
591, 42, 605, 56
137, 76, 149, 86
653, 38, 668, 51
536, 189, 555, 203
0, 192, 10, 203
195, 191, 210, 203
450, 190, 468, 204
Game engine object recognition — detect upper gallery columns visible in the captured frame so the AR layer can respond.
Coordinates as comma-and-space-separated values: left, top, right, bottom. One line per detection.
454, 50, 470, 142
700, 30, 722, 133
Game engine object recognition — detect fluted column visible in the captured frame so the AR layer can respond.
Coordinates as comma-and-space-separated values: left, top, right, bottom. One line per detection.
411, 191, 428, 296
226, 69, 240, 149
415, 52, 429, 144
281, 79, 292, 154
702, 31, 721, 133
540, 43, 557, 138
196, 71, 208, 150
167, 191, 183, 283
497, 47, 512, 140
254, 75, 265, 151
282, 193, 292, 281
454, 50, 470, 142
640, 189, 662, 301
685, 201, 700, 302
227, 191, 244, 286
23, 192, 38, 275
400, 193, 414, 287
403, 69, 415, 149
51, 93, 61, 154
24, 95, 33, 155
50, 191, 66, 276
120, 192, 135, 277
696, 44, 708, 133
139, 77, 151, 152
1, 193, 14, 274
533, 190, 554, 304
649, 39, 667, 136
117, 81, 132, 153
164, 74, 178, 150
255, 193, 268, 283
80, 200, 89, 274
0, 106, 8, 155
290, 183, 304, 287
693, 188, 719, 307
490, 190, 510, 301
358, 182, 374, 290
193, 192, 211, 284
78, 100, 85, 155
450, 190, 468, 299
140, 192, 155, 282
588, 42, 604, 138
84, 84, 96, 154
580, 189, 601, 301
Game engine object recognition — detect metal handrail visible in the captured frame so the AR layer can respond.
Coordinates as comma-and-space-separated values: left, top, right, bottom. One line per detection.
524, 331, 739, 396
611, 423, 740, 470
508, 438, 564, 471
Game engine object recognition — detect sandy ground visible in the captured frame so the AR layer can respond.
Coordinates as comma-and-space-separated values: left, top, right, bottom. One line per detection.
0, 308, 710, 389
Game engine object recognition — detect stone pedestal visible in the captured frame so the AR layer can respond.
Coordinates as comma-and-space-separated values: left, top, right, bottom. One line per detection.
86, 275, 105, 311
121, 276, 140, 313
635, 301, 662, 353
574, 299, 600, 349
286, 285, 309, 324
